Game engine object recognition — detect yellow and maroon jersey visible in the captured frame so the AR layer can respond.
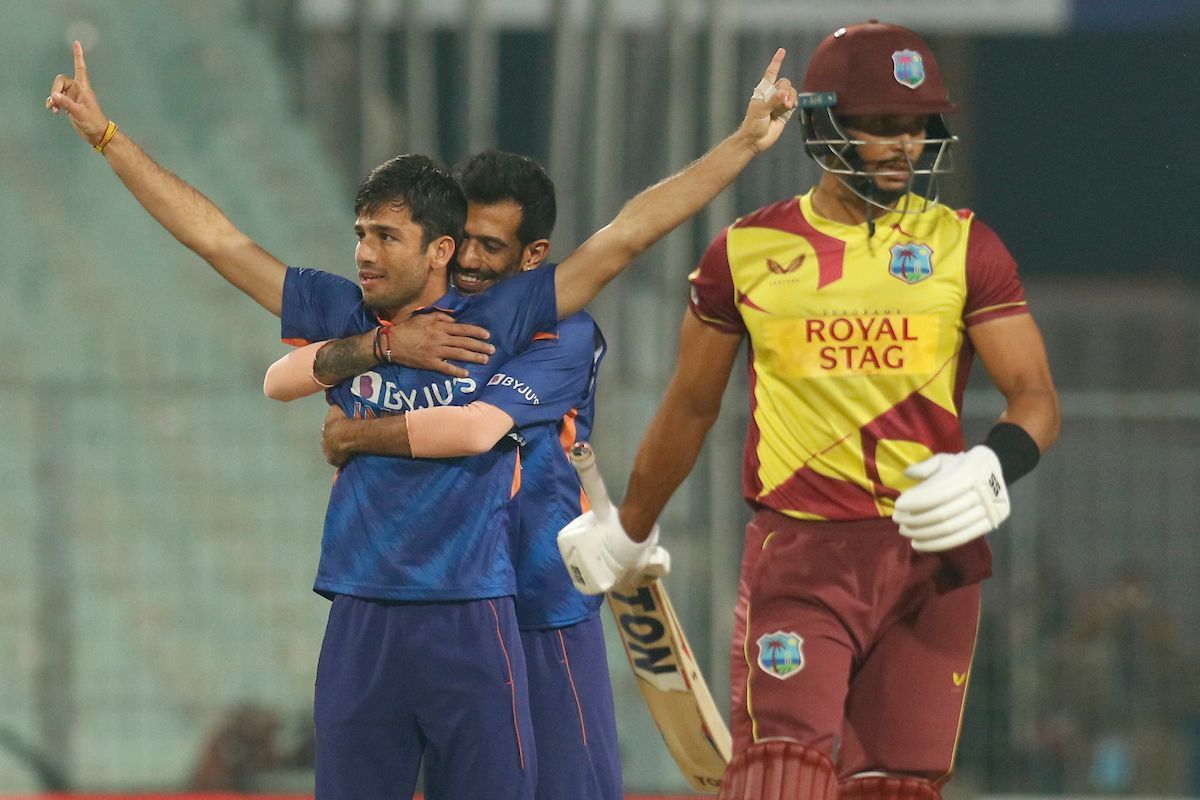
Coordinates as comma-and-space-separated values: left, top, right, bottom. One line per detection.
689, 190, 1027, 521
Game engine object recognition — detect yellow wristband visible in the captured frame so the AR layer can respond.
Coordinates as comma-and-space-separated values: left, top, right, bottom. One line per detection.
93, 120, 118, 154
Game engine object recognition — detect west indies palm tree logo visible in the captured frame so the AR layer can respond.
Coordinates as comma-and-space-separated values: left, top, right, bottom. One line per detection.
756, 631, 804, 679
892, 49, 926, 89
888, 242, 933, 284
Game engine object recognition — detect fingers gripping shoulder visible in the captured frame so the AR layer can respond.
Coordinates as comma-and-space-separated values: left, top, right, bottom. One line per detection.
893, 445, 1010, 553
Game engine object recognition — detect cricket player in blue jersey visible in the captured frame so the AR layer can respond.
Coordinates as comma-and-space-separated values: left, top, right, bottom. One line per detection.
48, 40, 797, 799
265, 151, 623, 800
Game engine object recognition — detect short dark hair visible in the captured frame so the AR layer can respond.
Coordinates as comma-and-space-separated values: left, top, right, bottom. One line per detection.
455, 150, 556, 246
354, 154, 466, 247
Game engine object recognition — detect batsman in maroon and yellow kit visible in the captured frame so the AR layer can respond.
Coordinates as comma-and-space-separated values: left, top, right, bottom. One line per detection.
583, 20, 1060, 800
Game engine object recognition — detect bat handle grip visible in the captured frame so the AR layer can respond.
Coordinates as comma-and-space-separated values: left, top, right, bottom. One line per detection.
570, 442, 612, 523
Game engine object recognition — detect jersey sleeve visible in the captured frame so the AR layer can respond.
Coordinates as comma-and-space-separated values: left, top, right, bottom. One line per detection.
484, 263, 560, 344
280, 267, 366, 344
963, 219, 1029, 327
479, 313, 605, 429
687, 226, 745, 334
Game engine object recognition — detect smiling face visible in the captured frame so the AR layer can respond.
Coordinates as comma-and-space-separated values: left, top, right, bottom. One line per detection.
354, 203, 453, 318
452, 199, 549, 295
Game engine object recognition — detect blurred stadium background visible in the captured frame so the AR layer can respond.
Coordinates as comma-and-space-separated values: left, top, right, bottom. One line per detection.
4, 0, 1200, 796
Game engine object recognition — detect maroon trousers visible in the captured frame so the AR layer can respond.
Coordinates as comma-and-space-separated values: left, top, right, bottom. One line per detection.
729, 508, 981, 783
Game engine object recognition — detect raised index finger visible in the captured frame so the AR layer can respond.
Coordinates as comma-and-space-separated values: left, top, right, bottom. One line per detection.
761, 47, 786, 85
73, 40, 89, 84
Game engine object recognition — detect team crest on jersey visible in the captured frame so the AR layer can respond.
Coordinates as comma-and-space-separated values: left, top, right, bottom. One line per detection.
888, 243, 933, 284
756, 631, 804, 679
350, 370, 384, 404
892, 49, 926, 89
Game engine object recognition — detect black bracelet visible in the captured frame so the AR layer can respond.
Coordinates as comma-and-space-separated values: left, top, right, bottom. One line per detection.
372, 325, 385, 363
984, 422, 1040, 484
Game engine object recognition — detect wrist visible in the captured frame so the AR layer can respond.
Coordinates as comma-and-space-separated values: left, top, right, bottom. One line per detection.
93, 120, 118, 153
728, 128, 763, 157
618, 504, 657, 544
325, 418, 356, 458
606, 517, 658, 562
983, 423, 1040, 484
372, 325, 392, 364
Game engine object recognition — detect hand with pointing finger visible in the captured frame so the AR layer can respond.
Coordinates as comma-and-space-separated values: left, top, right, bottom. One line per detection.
737, 48, 799, 154
46, 41, 112, 148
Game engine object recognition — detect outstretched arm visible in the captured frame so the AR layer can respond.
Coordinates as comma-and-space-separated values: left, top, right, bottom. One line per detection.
554, 49, 796, 318
619, 311, 743, 541
47, 42, 286, 315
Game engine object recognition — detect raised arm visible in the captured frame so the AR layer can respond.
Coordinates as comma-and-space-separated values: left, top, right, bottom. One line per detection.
553, 49, 798, 318
47, 42, 286, 315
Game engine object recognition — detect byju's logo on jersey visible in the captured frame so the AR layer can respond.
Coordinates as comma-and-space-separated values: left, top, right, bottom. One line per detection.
888, 243, 933, 284
350, 371, 477, 411
756, 631, 804, 679
486, 373, 540, 405
351, 371, 384, 404
892, 49, 926, 89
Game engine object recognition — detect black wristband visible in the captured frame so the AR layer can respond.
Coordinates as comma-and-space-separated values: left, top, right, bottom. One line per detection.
372, 326, 385, 363
984, 422, 1040, 484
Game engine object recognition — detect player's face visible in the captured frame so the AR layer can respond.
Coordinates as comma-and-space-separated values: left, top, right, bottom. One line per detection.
454, 200, 528, 295
354, 204, 440, 314
844, 114, 929, 194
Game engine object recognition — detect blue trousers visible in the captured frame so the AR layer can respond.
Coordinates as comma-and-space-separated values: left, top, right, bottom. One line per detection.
314, 594, 536, 799
521, 615, 622, 800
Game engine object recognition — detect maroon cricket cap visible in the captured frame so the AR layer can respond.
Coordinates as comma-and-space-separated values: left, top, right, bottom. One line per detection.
802, 21, 958, 115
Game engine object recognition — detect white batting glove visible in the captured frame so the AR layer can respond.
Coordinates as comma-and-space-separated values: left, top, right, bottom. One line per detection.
892, 445, 1010, 553
624, 545, 671, 589
557, 503, 670, 595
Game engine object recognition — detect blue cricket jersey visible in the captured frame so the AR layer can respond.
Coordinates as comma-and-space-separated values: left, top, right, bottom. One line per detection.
280, 264, 558, 601
480, 311, 607, 629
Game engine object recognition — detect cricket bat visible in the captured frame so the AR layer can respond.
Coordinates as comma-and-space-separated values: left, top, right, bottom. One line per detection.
570, 443, 732, 794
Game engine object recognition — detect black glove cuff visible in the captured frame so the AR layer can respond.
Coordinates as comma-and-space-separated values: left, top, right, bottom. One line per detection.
984, 422, 1040, 484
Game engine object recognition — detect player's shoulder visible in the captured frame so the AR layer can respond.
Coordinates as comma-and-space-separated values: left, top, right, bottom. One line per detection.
943, 206, 1009, 249
535, 309, 594, 349
730, 195, 806, 233
558, 309, 605, 356
283, 266, 367, 322
287, 265, 361, 293
559, 308, 598, 336
507, 262, 558, 294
